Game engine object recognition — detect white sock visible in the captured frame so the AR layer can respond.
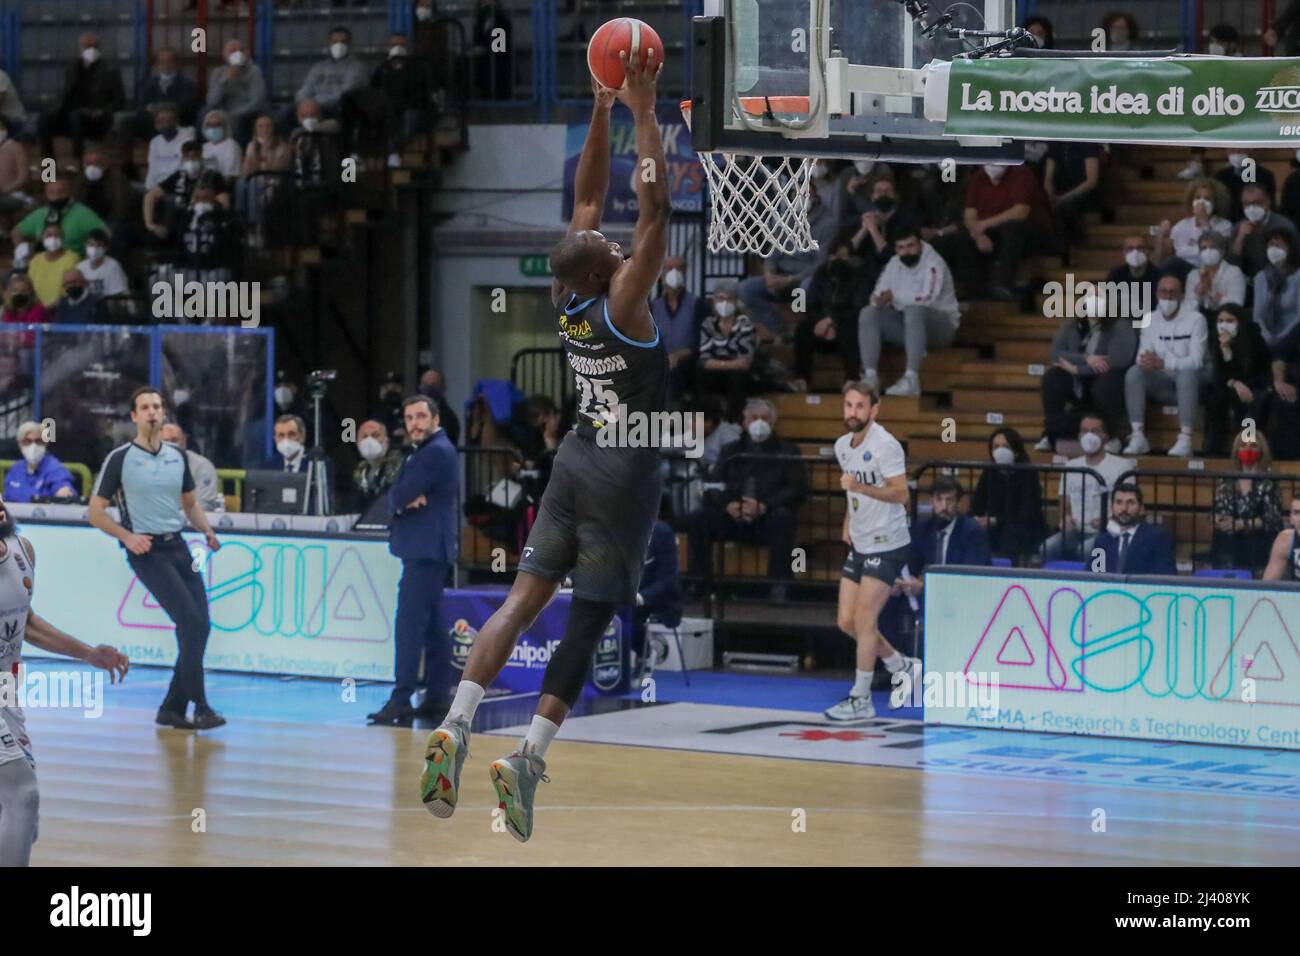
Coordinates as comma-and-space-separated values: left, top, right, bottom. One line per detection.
882, 650, 906, 673
850, 669, 873, 698
522, 715, 560, 758
447, 681, 485, 723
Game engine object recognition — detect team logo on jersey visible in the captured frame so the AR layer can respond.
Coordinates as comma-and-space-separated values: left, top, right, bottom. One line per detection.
558, 315, 594, 340
851, 499, 859, 510
862, 450, 874, 462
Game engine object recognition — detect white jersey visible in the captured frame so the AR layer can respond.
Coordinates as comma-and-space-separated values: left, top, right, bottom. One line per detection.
835, 424, 911, 554
0, 534, 34, 768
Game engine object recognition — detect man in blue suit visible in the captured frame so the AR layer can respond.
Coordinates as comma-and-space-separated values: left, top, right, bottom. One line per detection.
890, 477, 992, 629
368, 395, 460, 725
634, 511, 683, 670
1093, 483, 1177, 576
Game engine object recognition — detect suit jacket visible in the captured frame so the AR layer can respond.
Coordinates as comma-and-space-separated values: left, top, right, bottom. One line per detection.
1094, 522, 1177, 575
258, 452, 331, 485
908, 515, 992, 576
387, 429, 459, 562
638, 520, 682, 628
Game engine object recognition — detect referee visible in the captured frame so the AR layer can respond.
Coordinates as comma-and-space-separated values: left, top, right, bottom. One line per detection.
88, 386, 225, 730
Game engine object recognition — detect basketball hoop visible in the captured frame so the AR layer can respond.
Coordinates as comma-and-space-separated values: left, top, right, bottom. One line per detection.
681, 96, 818, 258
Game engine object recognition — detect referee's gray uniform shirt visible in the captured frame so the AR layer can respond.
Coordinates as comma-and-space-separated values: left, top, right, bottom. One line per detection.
93, 441, 195, 533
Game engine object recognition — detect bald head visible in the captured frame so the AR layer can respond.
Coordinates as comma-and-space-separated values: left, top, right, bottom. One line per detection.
549, 230, 623, 295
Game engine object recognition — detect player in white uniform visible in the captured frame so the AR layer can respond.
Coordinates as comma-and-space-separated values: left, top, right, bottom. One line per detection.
0, 496, 129, 866
825, 382, 920, 721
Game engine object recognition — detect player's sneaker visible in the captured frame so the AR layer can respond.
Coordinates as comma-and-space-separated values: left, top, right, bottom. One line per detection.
489, 750, 549, 843
420, 717, 470, 818
823, 695, 876, 722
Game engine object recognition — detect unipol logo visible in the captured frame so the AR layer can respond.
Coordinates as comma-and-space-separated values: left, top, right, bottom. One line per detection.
965, 585, 1300, 706
1256, 85, 1300, 113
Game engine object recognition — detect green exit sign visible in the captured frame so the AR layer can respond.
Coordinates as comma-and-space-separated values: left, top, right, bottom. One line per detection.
520, 255, 551, 277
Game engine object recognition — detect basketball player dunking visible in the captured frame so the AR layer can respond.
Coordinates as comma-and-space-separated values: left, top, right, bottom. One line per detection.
420, 49, 670, 841
826, 382, 919, 722
0, 496, 129, 866
1263, 495, 1300, 582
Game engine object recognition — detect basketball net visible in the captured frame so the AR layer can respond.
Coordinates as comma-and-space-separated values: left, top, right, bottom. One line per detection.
681, 99, 818, 258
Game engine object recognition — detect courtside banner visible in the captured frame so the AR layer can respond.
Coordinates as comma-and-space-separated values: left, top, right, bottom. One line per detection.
924, 568, 1300, 750
943, 56, 1300, 146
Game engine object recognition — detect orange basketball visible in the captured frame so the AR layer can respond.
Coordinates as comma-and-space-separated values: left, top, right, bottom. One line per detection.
587, 17, 664, 91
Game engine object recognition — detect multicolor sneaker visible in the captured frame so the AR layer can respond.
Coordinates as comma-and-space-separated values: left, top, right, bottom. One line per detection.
823, 695, 876, 722
420, 717, 470, 818
489, 750, 549, 843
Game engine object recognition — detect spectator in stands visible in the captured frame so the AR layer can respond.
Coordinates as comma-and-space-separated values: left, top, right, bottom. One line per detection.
0, 67, 28, 138
695, 396, 741, 465
696, 281, 757, 421
858, 221, 960, 398
472, 0, 515, 100
290, 99, 342, 194
896, 477, 991, 604
1100, 11, 1141, 50
261, 414, 312, 474
1205, 304, 1271, 456
40, 33, 125, 160
840, 159, 894, 217
80, 147, 134, 257
373, 33, 431, 166
1153, 178, 1232, 284
52, 269, 103, 324
1023, 15, 1055, 49
28, 224, 80, 309
241, 114, 291, 176
160, 422, 224, 512
130, 48, 199, 136
146, 141, 227, 245
1253, 226, 1300, 353
1263, 495, 1300, 581
1044, 140, 1103, 250
418, 368, 461, 447
205, 40, 267, 145
297, 26, 368, 123
651, 255, 706, 400
0, 116, 31, 222
957, 161, 1053, 300
1184, 231, 1245, 314
12, 178, 107, 259
687, 398, 806, 601
4, 421, 76, 502
201, 110, 243, 180
77, 229, 129, 300
1233, 183, 1298, 280
181, 185, 238, 283
1106, 234, 1164, 317
1039, 299, 1135, 450
1210, 433, 1283, 572
0, 274, 45, 326
796, 229, 872, 386
515, 394, 562, 501
1207, 22, 1241, 56
971, 427, 1046, 564
144, 105, 191, 190
1043, 411, 1135, 560
1094, 483, 1176, 575
1216, 151, 1276, 223
352, 419, 404, 511
1123, 273, 1208, 458
848, 176, 914, 270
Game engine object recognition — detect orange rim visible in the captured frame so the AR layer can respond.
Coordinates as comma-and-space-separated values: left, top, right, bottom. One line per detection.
680, 94, 811, 124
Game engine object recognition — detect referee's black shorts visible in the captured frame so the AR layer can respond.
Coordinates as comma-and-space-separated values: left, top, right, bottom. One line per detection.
517, 430, 662, 605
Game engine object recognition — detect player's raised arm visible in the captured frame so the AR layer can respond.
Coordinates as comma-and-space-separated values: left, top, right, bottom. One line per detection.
553, 80, 616, 306
607, 46, 670, 339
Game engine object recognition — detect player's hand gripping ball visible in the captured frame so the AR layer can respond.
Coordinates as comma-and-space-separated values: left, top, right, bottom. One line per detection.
587, 17, 664, 91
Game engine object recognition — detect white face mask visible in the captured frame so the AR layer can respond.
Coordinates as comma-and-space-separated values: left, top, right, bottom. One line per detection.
1227, 153, 1245, 169
1268, 245, 1289, 265
1200, 248, 1222, 267
1242, 204, 1267, 225
1158, 298, 1179, 317
991, 446, 1016, 465
274, 385, 295, 408
715, 299, 736, 318
228, 50, 246, 67
43, 237, 62, 253
853, 160, 874, 175
390, 46, 407, 59
330, 42, 349, 60
984, 164, 1006, 182
84, 164, 104, 182
1208, 42, 1226, 56
277, 439, 304, 460
416, 7, 434, 22
747, 419, 772, 443
192, 202, 214, 217
1218, 321, 1238, 338
358, 436, 386, 461
181, 160, 200, 176
173, 388, 190, 406
1124, 249, 1147, 269
81, 47, 100, 65
1079, 432, 1103, 455
21, 443, 45, 467
663, 269, 684, 290
301, 117, 318, 132
86, 245, 105, 262
1193, 197, 1213, 216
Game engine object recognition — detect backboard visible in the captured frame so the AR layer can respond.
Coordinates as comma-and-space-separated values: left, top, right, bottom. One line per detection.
689, 0, 1023, 163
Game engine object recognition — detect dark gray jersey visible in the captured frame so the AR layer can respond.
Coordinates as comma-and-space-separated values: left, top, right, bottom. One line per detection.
558, 292, 668, 441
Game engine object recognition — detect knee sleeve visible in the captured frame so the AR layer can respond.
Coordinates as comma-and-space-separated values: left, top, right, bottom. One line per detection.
541, 598, 619, 708
0, 760, 39, 867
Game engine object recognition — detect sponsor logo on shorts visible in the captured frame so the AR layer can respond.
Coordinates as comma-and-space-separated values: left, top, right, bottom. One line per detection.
594, 404, 706, 459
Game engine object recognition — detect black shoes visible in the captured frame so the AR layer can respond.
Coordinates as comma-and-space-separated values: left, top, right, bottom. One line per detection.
156, 708, 195, 729
192, 707, 227, 730
367, 697, 412, 725
156, 706, 226, 730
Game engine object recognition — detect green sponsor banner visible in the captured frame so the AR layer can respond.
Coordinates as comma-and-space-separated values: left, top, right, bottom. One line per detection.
945, 56, 1300, 146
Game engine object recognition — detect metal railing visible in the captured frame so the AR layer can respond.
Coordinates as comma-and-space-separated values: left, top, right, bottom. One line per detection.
457, 444, 531, 570
510, 347, 571, 411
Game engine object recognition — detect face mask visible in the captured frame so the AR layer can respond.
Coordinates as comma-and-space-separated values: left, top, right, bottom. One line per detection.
274, 386, 295, 408
1237, 447, 1262, 468
173, 388, 190, 406
192, 202, 214, 217
663, 269, 684, 290
390, 46, 408, 59
301, 117, 318, 132
853, 160, 873, 175
899, 253, 921, 268
1227, 153, 1245, 169
158, 125, 178, 140
64, 285, 86, 301
1124, 249, 1147, 269
991, 445, 1016, 465
1193, 197, 1213, 216
984, 164, 1006, 181
1218, 321, 1238, 338
747, 419, 772, 443
1200, 248, 1222, 267
1268, 245, 1289, 265
277, 439, 304, 460
1158, 298, 1179, 317
873, 196, 896, 214
812, 161, 829, 179
228, 51, 246, 67
157, 71, 176, 83
21, 443, 45, 467
81, 47, 100, 65
11, 294, 30, 310
48, 198, 68, 211
416, 7, 434, 22
204, 127, 224, 142
84, 164, 103, 182
715, 300, 736, 318
1079, 432, 1103, 455
1110, 33, 1130, 50
1244, 203, 1267, 223
43, 237, 62, 253
1208, 42, 1226, 56
181, 160, 200, 175
86, 245, 105, 262
358, 436, 385, 461
330, 42, 349, 60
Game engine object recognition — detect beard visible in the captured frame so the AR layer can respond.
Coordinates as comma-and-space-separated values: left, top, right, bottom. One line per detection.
0, 517, 14, 539
844, 416, 868, 433
1113, 511, 1138, 528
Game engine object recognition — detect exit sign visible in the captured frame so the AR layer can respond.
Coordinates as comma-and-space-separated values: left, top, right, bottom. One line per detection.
520, 255, 551, 277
